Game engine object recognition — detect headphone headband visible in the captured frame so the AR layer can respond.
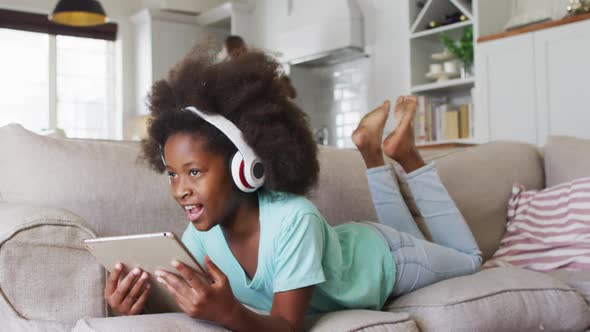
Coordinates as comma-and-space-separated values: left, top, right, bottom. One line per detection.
183, 106, 258, 162
183, 106, 264, 192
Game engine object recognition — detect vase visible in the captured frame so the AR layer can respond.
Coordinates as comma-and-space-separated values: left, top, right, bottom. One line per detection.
460, 63, 473, 79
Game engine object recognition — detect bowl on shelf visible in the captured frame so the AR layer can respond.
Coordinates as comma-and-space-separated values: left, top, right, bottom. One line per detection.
425, 70, 460, 82
431, 50, 456, 61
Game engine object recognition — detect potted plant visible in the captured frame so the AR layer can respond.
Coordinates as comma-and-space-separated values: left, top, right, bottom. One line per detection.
440, 26, 474, 77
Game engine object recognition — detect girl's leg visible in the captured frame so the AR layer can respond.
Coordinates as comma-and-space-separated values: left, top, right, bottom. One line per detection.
366, 165, 425, 240
404, 163, 481, 254
380, 96, 480, 255
363, 222, 481, 297
355, 96, 481, 296
352, 100, 425, 239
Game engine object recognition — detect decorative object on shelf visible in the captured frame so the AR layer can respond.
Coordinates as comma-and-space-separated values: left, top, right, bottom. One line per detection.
567, 0, 590, 15
504, 0, 552, 30
431, 50, 456, 61
425, 11, 469, 30
440, 26, 474, 77
49, 0, 108, 27
425, 62, 459, 82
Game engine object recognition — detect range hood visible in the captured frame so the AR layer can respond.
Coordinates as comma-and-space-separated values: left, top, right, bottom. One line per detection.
279, 0, 366, 67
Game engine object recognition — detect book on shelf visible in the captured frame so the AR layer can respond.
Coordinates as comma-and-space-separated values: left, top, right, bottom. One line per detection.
413, 96, 474, 143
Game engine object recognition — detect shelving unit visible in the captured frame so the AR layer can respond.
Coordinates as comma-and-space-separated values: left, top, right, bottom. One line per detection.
407, 0, 479, 146
411, 77, 474, 94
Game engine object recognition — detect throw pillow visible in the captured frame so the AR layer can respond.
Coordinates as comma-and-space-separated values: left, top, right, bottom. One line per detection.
484, 177, 590, 271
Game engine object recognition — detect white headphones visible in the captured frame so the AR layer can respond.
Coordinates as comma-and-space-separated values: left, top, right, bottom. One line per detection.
160, 106, 265, 193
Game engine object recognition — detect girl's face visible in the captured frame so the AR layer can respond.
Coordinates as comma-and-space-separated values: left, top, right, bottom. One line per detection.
164, 132, 240, 232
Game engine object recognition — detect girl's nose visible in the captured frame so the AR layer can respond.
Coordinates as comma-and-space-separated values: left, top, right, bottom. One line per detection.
174, 180, 192, 200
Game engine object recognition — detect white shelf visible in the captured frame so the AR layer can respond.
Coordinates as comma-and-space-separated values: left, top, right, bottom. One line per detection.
411, 0, 471, 34
416, 138, 479, 147
450, 0, 473, 20
411, 20, 472, 39
411, 77, 475, 94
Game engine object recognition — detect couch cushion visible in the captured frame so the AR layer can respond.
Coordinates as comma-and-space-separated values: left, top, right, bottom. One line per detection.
73, 310, 419, 332
309, 146, 378, 226
384, 267, 590, 332
0, 202, 105, 323
0, 123, 187, 237
431, 142, 544, 260
72, 313, 229, 332
545, 136, 590, 187
548, 269, 590, 305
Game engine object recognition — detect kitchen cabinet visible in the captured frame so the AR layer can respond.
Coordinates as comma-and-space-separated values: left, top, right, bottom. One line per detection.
476, 16, 590, 145
131, 9, 213, 115
534, 19, 590, 144
476, 33, 537, 144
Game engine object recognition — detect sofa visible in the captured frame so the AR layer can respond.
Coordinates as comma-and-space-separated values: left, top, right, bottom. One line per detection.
0, 123, 589, 332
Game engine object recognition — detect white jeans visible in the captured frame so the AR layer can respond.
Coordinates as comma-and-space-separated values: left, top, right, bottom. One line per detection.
364, 163, 482, 297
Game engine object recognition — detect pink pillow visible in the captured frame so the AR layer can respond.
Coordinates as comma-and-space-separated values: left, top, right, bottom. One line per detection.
484, 177, 590, 271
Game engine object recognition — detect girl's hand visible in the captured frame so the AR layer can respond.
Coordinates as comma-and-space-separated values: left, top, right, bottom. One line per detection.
104, 263, 151, 315
155, 256, 238, 324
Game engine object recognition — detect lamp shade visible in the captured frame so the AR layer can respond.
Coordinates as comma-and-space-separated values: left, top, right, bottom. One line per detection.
49, 0, 108, 27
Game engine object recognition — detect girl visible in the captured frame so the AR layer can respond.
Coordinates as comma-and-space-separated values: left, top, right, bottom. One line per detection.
103, 49, 482, 331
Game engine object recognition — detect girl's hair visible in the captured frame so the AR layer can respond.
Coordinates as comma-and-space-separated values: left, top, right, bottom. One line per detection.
140, 46, 319, 196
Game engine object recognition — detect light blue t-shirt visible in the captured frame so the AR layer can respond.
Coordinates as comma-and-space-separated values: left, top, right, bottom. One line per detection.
181, 191, 395, 314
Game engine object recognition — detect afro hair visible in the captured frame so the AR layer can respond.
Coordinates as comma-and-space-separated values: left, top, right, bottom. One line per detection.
140, 46, 319, 196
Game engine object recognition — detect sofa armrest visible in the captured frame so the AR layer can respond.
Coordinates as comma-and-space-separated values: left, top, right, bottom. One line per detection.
73, 310, 418, 332
73, 313, 230, 332
0, 202, 105, 329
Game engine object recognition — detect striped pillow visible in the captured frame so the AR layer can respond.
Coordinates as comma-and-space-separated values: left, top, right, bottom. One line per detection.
484, 177, 590, 271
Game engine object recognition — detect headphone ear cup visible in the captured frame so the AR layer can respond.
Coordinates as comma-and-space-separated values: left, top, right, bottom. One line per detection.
231, 152, 256, 193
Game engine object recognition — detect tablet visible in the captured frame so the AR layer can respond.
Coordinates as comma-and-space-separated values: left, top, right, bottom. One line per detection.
84, 232, 209, 313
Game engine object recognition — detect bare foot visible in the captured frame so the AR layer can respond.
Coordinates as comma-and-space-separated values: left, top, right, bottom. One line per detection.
383, 96, 425, 172
352, 101, 390, 168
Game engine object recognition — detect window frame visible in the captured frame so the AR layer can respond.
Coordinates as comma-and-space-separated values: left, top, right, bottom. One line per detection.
0, 8, 119, 139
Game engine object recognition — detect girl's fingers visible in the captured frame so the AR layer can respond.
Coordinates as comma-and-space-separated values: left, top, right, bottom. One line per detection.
104, 262, 123, 298
120, 271, 149, 308
111, 267, 142, 305
128, 283, 151, 315
157, 274, 193, 309
204, 256, 227, 286
172, 260, 210, 290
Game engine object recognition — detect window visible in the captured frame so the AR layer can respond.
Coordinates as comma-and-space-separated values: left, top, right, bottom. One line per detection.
56, 35, 116, 139
0, 9, 118, 139
0, 29, 50, 132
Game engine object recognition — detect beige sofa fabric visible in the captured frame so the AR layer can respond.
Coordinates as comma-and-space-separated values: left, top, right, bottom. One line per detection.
384, 267, 590, 332
309, 146, 378, 226
73, 313, 230, 332
432, 142, 544, 260
305, 310, 419, 332
0, 202, 105, 325
0, 124, 187, 237
548, 270, 590, 305
74, 310, 418, 332
544, 135, 590, 187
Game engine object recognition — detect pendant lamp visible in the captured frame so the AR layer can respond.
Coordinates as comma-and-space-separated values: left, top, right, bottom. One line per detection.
49, 0, 108, 27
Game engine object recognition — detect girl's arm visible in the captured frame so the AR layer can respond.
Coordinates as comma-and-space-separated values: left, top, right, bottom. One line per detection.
156, 256, 314, 332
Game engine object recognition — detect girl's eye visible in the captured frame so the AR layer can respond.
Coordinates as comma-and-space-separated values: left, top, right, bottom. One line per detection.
167, 171, 176, 178
189, 169, 200, 176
